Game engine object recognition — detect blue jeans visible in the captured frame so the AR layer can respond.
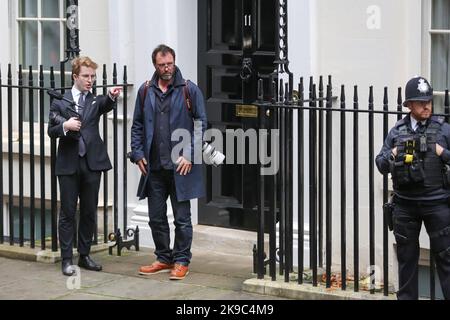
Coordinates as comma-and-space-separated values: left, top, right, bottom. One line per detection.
147, 170, 192, 266
393, 197, 450, 300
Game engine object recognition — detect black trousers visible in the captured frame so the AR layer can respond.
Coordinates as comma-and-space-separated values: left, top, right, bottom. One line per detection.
58, 156, 101, 260
393, 197, 450, 300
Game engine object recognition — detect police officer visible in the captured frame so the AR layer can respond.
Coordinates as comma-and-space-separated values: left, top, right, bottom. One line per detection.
376, 76, 450, 300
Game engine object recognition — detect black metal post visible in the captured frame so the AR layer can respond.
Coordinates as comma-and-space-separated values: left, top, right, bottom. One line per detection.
397, 88, 403, 122
123, 66, 128, 238
340, 85, 347, 290
279, 79, 285, 277
368, 86, 375, 294
298, 78, 305, 284
18, 66, 24, 247
113, 64, 118, 233
28, 66, 35, 248
92, 75, 99, 246
318, 76, 324, 268
311, 82, 318, 287
65, 0, 80, 59
39, 66, 46, 250
382, 87, 389, 296
50, 67, 58, 252
325, 84, 332, 288
270, 81, 277, 281
257, 79, 265, 279
102, 65, 109, 243
285, 82, 293, 278
7, 64, 13, 245
353, 85, 359, 292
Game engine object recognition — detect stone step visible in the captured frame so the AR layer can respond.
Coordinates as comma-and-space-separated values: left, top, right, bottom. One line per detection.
192, 225, 266, 257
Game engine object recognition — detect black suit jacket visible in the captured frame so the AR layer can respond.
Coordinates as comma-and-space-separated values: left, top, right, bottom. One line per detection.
48, 91, 116, 175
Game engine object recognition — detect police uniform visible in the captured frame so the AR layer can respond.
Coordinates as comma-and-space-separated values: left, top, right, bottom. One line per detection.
376, 77, 450, 300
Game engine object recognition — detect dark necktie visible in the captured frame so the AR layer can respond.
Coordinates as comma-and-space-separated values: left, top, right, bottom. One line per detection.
78, 93, 87, 157
416, 122, 426, 134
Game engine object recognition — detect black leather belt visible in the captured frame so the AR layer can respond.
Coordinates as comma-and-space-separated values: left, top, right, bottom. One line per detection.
394, 195, 448, 206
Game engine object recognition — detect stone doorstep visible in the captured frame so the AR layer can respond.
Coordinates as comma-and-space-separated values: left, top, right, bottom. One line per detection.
243, 278, 397, 300
192, 225, 267, 257
0, 243, 110, 264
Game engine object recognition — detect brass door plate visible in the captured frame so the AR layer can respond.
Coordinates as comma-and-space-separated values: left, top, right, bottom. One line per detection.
236, 104, 258, 118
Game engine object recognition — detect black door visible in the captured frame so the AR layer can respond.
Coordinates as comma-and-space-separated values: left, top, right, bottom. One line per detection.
198, 0, 277, 231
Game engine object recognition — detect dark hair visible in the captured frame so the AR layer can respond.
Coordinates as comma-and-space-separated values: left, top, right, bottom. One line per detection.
152, 44, 176, 65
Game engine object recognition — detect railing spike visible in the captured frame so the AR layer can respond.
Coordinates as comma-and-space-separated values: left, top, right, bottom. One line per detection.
123, 65, 128, 83
279, 79, 284, 102
383, 87, 388, 105
257, 79, 264, 102
271, 80, 277, 104
299, 77, 304, 104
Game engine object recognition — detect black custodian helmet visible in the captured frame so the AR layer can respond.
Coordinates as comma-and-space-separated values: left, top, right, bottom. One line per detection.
403, 76, 433, 107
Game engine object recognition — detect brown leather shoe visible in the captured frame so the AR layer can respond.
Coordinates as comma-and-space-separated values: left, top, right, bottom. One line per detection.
169, 264, 189, 280
139, 261, 174, 275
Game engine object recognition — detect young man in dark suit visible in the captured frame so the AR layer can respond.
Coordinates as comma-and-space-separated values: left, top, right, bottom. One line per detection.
48, 56, 121, 276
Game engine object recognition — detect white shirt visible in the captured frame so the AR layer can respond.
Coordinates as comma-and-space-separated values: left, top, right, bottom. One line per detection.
71, 87, 88, 113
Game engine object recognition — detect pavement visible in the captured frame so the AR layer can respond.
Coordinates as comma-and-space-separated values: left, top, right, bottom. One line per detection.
0, 246, 285, 301
0, 224, 397, 301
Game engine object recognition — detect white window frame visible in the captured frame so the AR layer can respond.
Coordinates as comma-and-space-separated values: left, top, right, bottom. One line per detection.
421, 0, 449, 98
15, 0, 67, 73
12, 0, 71, 127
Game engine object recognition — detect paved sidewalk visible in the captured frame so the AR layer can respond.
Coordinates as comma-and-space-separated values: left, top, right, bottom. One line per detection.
0, 247, 284, 300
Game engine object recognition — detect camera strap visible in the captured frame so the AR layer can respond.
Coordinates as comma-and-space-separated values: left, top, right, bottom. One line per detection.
182, 80, 195, 117
140, 80, 151, 112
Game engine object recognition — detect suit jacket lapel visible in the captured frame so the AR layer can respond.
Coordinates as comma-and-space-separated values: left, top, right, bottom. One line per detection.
62, 91, 79, 118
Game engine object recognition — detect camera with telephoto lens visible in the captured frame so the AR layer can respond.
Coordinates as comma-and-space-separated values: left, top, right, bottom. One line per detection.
203, 142, 225, 167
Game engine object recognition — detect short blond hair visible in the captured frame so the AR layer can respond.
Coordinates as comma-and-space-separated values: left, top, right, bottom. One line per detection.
72, 56, 98, 76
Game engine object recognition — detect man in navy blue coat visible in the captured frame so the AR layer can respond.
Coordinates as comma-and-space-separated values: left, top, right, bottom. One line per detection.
130, 44, 207, 280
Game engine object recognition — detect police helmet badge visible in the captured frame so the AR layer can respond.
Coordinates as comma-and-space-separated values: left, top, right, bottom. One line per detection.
417, 79, 430, 94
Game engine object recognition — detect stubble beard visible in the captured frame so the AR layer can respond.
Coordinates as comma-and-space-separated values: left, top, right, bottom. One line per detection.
160, 73, 173, 81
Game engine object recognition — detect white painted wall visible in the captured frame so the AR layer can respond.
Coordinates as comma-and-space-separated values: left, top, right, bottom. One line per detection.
288, 0, 315, 269
0, 0, 11, 143
314, 0, 420, 90
0, 1, 11, 68
78, 0, 111, 66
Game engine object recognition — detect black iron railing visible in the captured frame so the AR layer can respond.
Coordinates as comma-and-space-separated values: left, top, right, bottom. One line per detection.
0, 62, 134, 253
254, 75, 450, 300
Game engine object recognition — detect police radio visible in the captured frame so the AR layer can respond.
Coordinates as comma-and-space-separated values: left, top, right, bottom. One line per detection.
404, 140, 415, 164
